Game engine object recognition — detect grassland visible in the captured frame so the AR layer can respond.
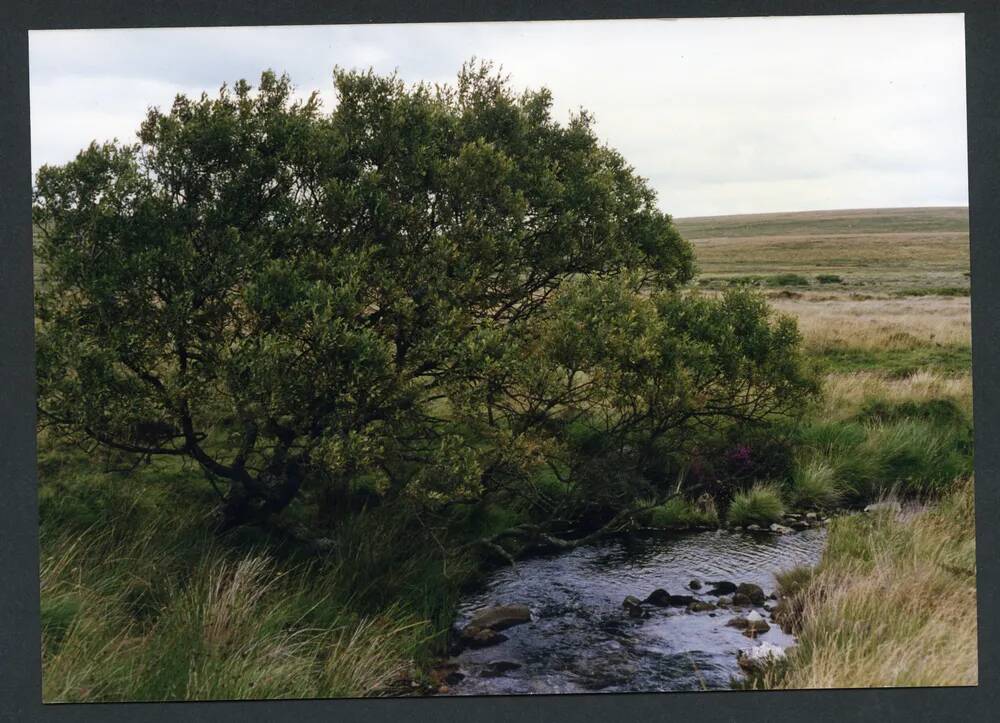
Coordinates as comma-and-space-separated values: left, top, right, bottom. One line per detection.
679, 206, 976, 689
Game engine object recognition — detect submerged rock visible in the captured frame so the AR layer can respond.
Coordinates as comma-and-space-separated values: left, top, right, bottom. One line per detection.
689, 579, 703, 590
461, 626, 509, 648
481, 660, 521, 677
469, 604, 532, 631
668, 594, 696, 606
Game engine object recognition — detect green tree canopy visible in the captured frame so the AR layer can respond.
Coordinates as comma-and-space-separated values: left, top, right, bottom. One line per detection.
34, 63, 815, 530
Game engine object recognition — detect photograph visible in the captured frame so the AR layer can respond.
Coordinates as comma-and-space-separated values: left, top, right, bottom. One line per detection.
28, 13, 975, 702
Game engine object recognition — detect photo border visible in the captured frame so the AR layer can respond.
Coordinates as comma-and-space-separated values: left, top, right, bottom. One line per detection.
2, 2, 997, 721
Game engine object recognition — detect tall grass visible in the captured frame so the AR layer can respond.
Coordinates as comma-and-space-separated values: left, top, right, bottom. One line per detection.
727, 483, 785, 527
788, 460, 841, 509
40, 516, 439, 702
761, 478, 977, 689
37, 455, 468, 703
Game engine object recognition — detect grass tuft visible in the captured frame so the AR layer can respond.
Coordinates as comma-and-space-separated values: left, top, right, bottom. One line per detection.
788, 460, 842, 509
726, 483, 786, 527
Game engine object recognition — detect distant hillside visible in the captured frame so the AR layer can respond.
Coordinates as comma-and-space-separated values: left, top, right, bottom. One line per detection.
674, 207, 969, 240
674, 207, 970, 289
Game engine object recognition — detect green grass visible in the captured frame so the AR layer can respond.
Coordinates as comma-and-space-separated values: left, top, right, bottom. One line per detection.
792, 404, 972, 505
810, 345, 971, 376
726, 483, 786, 527
891, 286, 969, 298
646, 496, 719, 529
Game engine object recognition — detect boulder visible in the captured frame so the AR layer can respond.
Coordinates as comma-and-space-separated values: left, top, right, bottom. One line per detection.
644, 589, 671, 607
687, 600, 717, 613
746, 524, 762, 532
805, 512, 818, 521
769, 523, 793, 534
468, 604, 532, 631
668, 594, 696, 606
736, 583, 766, 606
741, 610, 771, 636
707, 581, 738, 596
717, 595, 733, 607
789, 520, 809, 531
623, 595, 645, 618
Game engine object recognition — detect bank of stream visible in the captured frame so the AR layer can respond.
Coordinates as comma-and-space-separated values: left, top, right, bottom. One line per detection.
441, 525, 827, 695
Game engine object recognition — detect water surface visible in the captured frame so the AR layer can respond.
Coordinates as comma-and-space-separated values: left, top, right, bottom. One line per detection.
446, 527, 826, 695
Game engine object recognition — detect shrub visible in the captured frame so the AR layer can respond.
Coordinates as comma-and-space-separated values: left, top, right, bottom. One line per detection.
815, 274, 843, 284
726, 483, 786, 527
767, 273, 811, 287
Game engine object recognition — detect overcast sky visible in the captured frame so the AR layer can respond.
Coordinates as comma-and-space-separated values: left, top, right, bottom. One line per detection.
29, 14, 967, 218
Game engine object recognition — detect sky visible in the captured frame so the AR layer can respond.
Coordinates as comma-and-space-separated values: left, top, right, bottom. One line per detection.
29, 14, 968, 218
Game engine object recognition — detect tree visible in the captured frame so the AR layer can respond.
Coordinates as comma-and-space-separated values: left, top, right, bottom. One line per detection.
34, 63, 815, 531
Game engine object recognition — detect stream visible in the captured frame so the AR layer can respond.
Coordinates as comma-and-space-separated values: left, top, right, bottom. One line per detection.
444, 526, 826, 695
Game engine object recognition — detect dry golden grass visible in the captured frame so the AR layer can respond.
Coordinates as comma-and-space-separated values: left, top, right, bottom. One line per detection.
820, 371, 973, 420
765, 479, 977, 689
771, 294, 971, 351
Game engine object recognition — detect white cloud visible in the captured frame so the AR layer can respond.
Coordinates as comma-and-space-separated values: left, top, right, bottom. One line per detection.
29, 14, 968, 216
